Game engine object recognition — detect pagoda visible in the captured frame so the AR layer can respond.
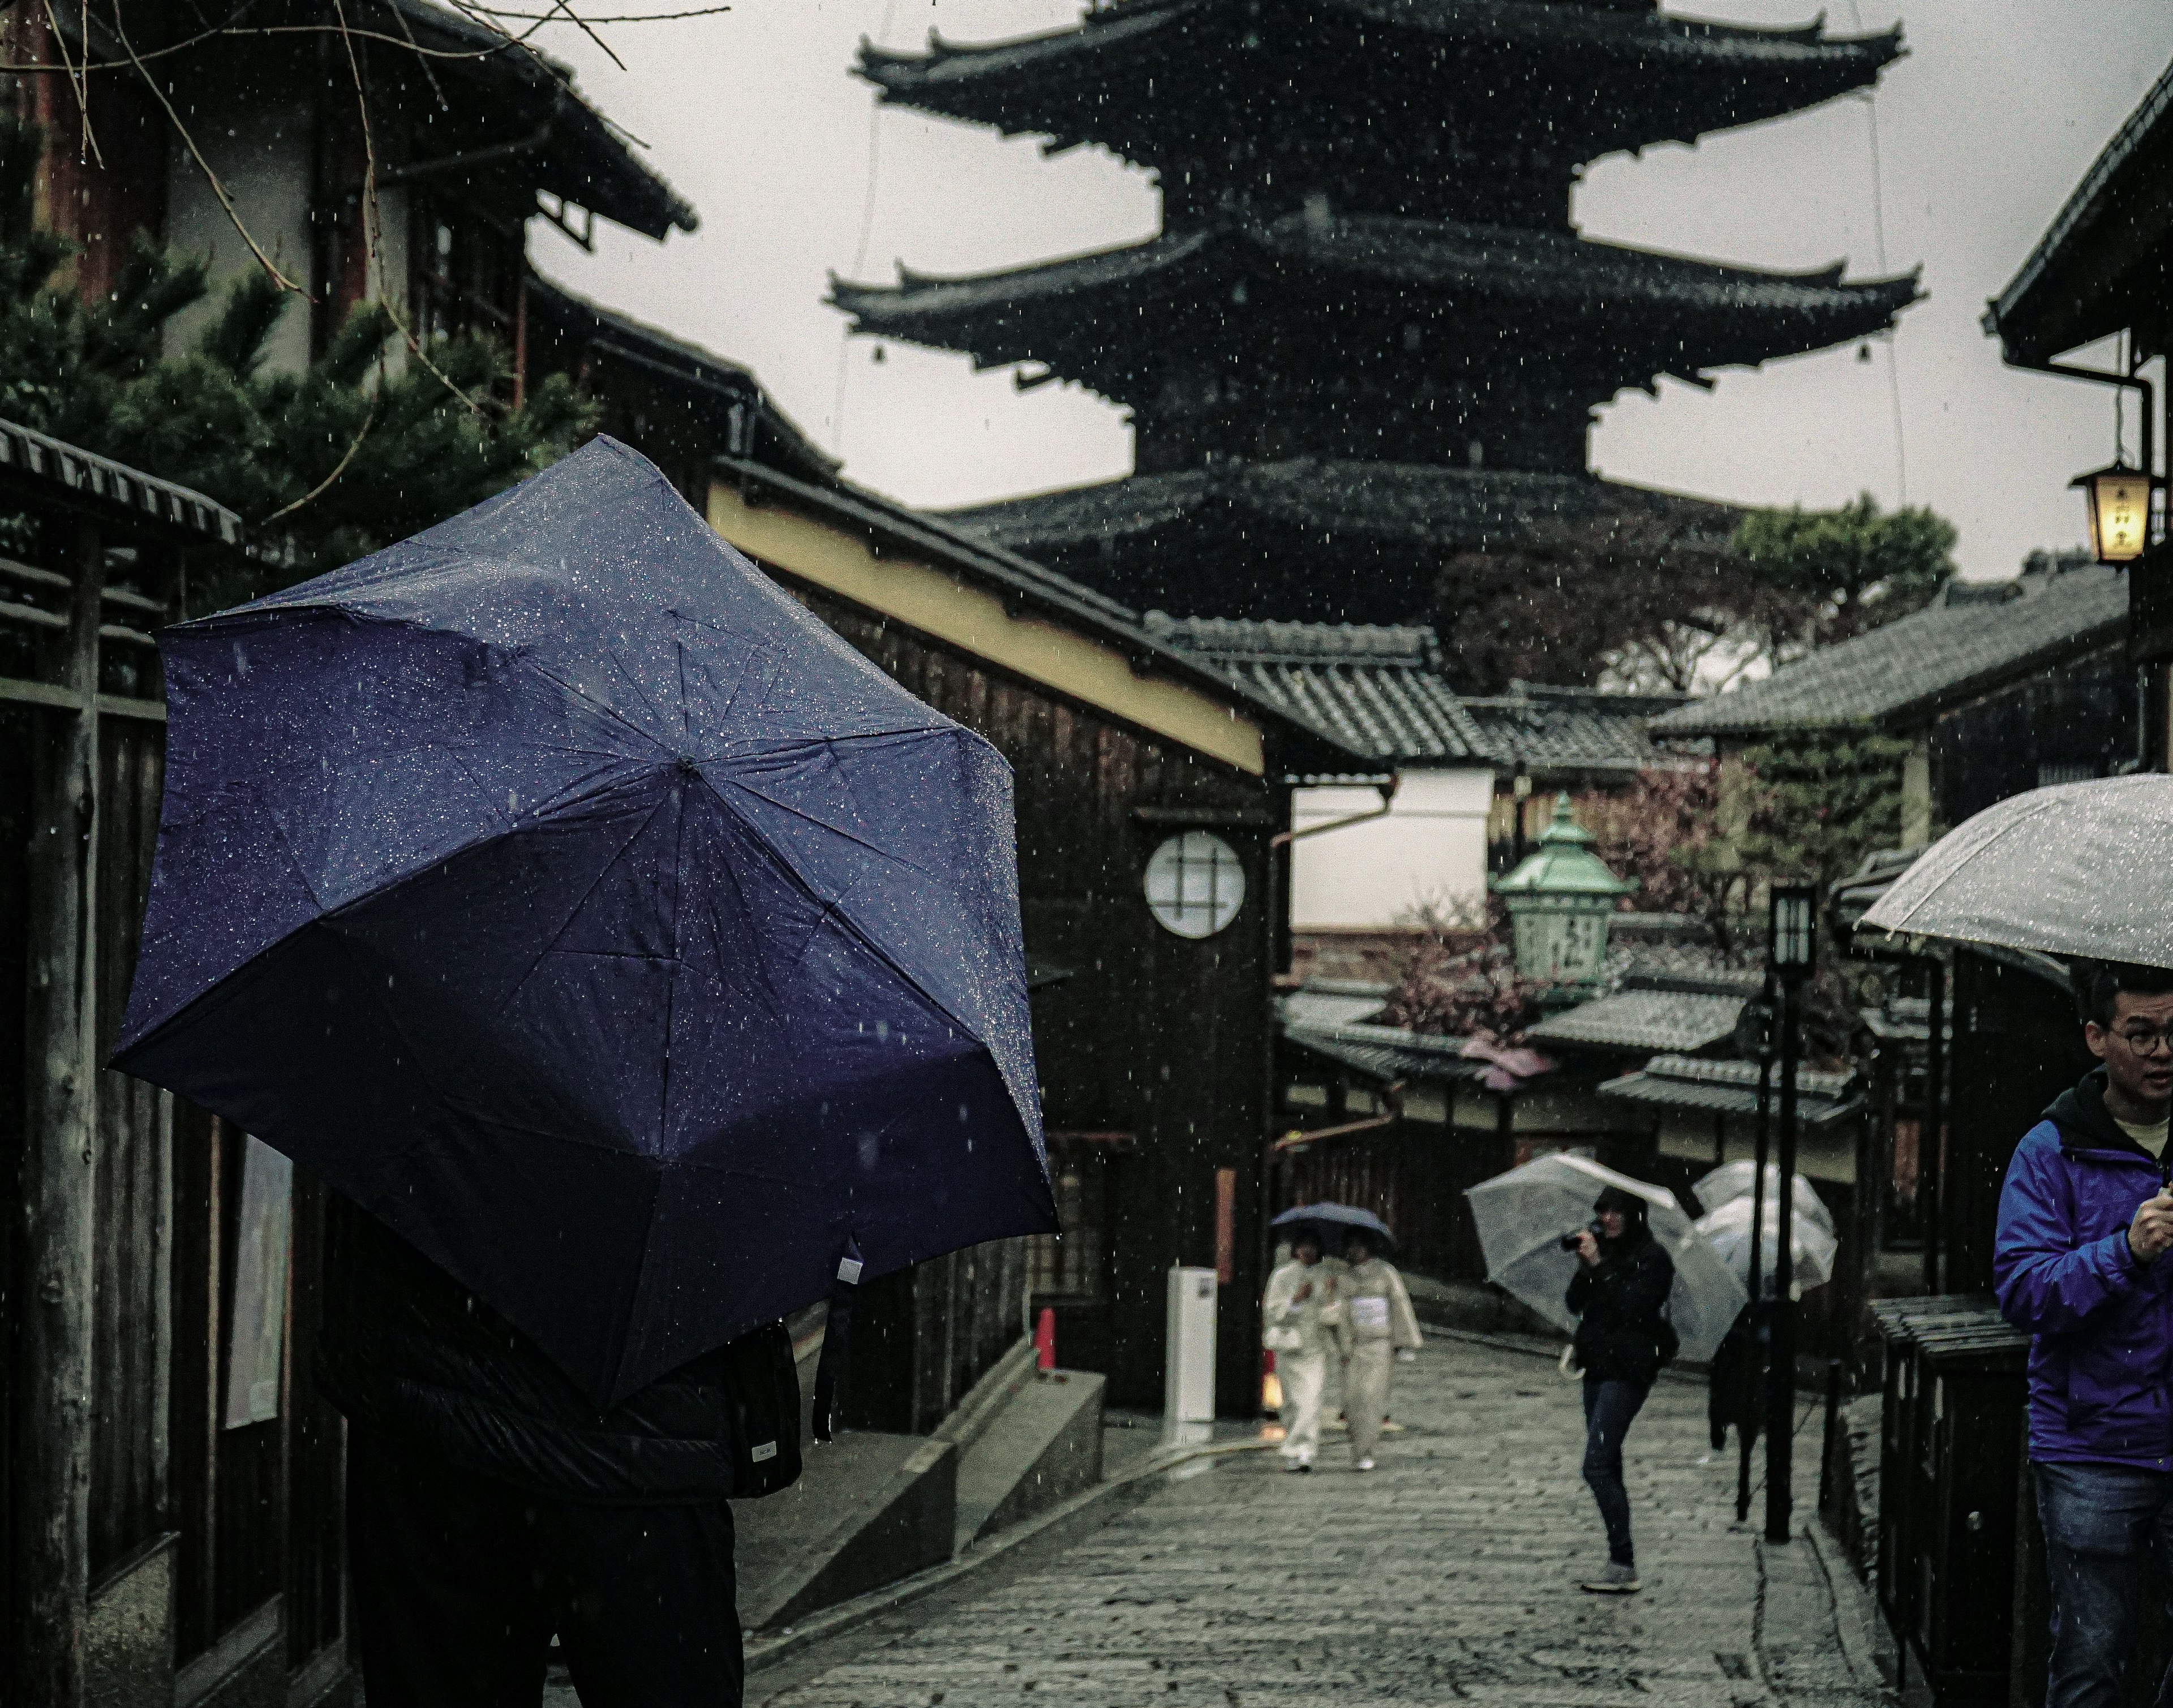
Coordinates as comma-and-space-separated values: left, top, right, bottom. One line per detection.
835, 0, 1921, 627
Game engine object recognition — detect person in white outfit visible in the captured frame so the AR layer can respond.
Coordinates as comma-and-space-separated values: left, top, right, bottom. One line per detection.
1338, 1231, 1422, 1470
1262, 1229, 1345, 1471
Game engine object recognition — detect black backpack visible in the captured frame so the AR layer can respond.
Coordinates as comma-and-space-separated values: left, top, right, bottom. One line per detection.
713, 1320, 804, 1499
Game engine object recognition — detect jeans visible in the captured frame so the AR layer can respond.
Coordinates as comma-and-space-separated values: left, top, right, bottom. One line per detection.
1582, 1377, 1650, 1567
2034, 1460, 2173, 1708
349, 1429, 743, 1707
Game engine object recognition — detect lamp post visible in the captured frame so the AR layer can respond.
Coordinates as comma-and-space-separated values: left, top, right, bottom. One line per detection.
1765, 883, 1817, 1544
1491, 794, 1634, 1004
2071, 462, 2162, 565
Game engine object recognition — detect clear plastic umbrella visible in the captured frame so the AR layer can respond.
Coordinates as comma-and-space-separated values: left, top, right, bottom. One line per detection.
1465, 1152, 1747, 1364
1859, 776, 2173, 969
1691, 1163, 1837, 1298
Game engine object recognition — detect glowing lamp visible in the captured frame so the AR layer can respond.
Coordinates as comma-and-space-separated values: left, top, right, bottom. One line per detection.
2071, 463, 2157, 565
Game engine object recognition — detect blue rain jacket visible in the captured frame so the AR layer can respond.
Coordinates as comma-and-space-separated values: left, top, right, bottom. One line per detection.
1994, 1068, 2173, 1470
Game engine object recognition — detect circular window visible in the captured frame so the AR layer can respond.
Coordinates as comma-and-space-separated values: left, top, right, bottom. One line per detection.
1143, 832, 1246, 940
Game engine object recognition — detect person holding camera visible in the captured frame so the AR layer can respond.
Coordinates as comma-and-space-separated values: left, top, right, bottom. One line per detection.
1995, 960, 2173, 1708
1565, 1185, 1676, 1595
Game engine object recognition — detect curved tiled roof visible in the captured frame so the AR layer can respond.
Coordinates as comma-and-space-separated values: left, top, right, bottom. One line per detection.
858, 0, 1903, 162
0, 416, 242, 545
1527, 988, 1745, 1054
1146, 614, 1487, 763
1599, 1053, 1859, 1126
832, 216, 1921, 380
1463, 682, 1696, 776
1653, 562, 2128, 738
943, 460, 1738, 557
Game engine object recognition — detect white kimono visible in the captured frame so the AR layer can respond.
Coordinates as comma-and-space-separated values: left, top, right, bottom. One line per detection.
1263, 1259, 1346, 1464
1339, 1257, 1422, 1462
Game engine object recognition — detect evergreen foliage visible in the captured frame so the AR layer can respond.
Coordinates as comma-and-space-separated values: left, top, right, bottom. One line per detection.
1733, 493, 1957, 652
0, 116, 594, 608
1736, 726, 1912, 892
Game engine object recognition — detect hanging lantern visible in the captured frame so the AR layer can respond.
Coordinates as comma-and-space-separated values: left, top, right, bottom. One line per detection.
1490, 794, 1634, 999
2070, 462, 2158, 565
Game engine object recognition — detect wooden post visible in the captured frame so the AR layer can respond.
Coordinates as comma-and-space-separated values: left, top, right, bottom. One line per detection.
13, 517, 102, 1708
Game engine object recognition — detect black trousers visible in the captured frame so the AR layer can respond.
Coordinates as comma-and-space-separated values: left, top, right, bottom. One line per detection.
348, 1429, 742, 1708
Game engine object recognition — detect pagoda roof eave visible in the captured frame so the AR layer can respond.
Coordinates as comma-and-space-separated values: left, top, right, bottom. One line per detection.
856, 0, 1904, 157
939, 460, 1741, 556
830, 216, 1922, 377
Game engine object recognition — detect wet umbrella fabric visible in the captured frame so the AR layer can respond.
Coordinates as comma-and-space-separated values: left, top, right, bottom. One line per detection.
113, 437, 1055, 1409
1860, 776, 2173, 970
1690, 1161, 1837, 1297
1464, 1152, 1746, 1364
1271, 1202, 1394, 1251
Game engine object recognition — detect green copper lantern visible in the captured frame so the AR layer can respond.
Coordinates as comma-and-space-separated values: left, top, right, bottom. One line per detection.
1491, 794, 1633, 997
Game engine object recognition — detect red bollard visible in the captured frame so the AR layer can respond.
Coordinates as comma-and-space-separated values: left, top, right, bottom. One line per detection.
1034, 1306, 1057, 1372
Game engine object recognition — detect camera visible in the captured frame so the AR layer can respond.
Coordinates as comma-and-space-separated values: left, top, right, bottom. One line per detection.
1559, 1222, 1601, 1253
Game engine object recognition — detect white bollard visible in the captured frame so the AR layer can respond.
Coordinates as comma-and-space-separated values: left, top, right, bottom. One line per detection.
1163, 1265, 1217, 1447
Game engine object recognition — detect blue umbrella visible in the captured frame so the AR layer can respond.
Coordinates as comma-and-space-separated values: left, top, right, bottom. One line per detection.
114, 438, 1054, 1408
1272, 1202, 1395, 1253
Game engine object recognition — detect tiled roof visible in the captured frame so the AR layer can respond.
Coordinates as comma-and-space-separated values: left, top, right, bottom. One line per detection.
0, 416, 243, 546
1280, 982, 1393, 1031
943, 459, 1738, 558
1652, 563, 2129, 738
832, 216, 1920, 375
858, 0, 1902, 153
1600, 1054, 1861, 1127
1282, 1021, 1489, 1086
1990, 53, 2173, 364
1462, 682, 1695, 776
1147, 616, 1488, 763
381, 0, 698, 240
712, 456, 1368, 773
1528, 988, 1745, 1054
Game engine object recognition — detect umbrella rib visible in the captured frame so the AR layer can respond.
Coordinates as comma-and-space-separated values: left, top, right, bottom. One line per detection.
1871, 796, 2058, 932
517, 659, 674, 758
716, 774, 942, 881
490, 789, 678, 1023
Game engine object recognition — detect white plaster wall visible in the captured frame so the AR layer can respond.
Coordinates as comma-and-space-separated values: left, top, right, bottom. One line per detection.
162, 98, 409, 374
1289, 768, 1493, 930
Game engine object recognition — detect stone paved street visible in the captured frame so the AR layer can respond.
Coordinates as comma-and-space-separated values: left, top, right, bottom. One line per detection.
751, 1333, 1891, 1708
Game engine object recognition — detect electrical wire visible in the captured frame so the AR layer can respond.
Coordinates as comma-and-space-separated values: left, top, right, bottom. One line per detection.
831, 0, 901, 461
1848, 0, 1908, 507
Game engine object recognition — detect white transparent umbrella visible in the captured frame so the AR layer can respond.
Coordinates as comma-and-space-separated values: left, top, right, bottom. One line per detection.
1465, 1152, 1747, 1364
1693, 1160, 1834, 1231
1860, 776, 2173, 969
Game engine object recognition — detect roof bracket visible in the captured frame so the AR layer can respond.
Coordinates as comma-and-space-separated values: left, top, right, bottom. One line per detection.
536, 191, 596, 255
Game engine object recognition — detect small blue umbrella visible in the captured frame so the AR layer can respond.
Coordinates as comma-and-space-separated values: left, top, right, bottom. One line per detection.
114, 438, 1054, 1408
1272, 1202, 1395, 1253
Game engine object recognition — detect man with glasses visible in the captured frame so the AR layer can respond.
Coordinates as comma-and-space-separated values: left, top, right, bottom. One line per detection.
1997, 960, 2173, 1707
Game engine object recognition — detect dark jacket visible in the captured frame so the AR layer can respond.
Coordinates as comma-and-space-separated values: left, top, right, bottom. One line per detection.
1995, 1067, 2173, 1470
317, 1194, 770, 1504
1566, 1214, 1676, 1388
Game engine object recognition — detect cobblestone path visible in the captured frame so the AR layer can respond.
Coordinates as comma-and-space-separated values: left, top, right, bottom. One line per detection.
752, 1334, 1890, 1708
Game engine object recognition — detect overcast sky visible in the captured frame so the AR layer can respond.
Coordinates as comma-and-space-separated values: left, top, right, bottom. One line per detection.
529, 0, 2173, 585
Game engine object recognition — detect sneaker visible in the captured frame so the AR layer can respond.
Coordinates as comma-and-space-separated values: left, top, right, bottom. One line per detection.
1353, 1458, 1376, 1473
1579, 1561, 1641, 1594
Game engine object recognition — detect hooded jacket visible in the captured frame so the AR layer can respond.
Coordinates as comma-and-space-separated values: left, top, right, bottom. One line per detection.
316, 1193, 784, 1503
1565, 1189, 1677, 1386
1995, 1067, 2173, 1470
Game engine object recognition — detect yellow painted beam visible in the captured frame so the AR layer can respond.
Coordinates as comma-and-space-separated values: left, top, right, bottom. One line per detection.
706, 481, 1265, 776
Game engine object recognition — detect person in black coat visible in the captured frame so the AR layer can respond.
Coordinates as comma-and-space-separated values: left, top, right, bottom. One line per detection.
1565, 1185, 1676, 1595
317, 1194, 784, 1708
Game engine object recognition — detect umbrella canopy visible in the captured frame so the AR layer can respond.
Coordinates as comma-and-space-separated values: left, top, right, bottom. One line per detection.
1693, 1195, 1839, 1297
1272, 1202, 1394, 1253
1465, 1153, 1746, 1363
1860, 776, 2173, 969
1692, 1160, 1835, 1232
114, 438, 1055, 1408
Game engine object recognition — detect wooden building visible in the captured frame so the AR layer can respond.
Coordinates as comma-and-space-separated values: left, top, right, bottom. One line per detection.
5, 0, 694, 381
701, 450, 1365, 1417
1654, 555, 2138, 845
836, 0, 1916, 624
0, 424, 351, 1708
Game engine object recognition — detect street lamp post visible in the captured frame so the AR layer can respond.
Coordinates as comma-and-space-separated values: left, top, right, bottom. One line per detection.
1765, 883, 1817, 1544
1733, 968, 1777, 1526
